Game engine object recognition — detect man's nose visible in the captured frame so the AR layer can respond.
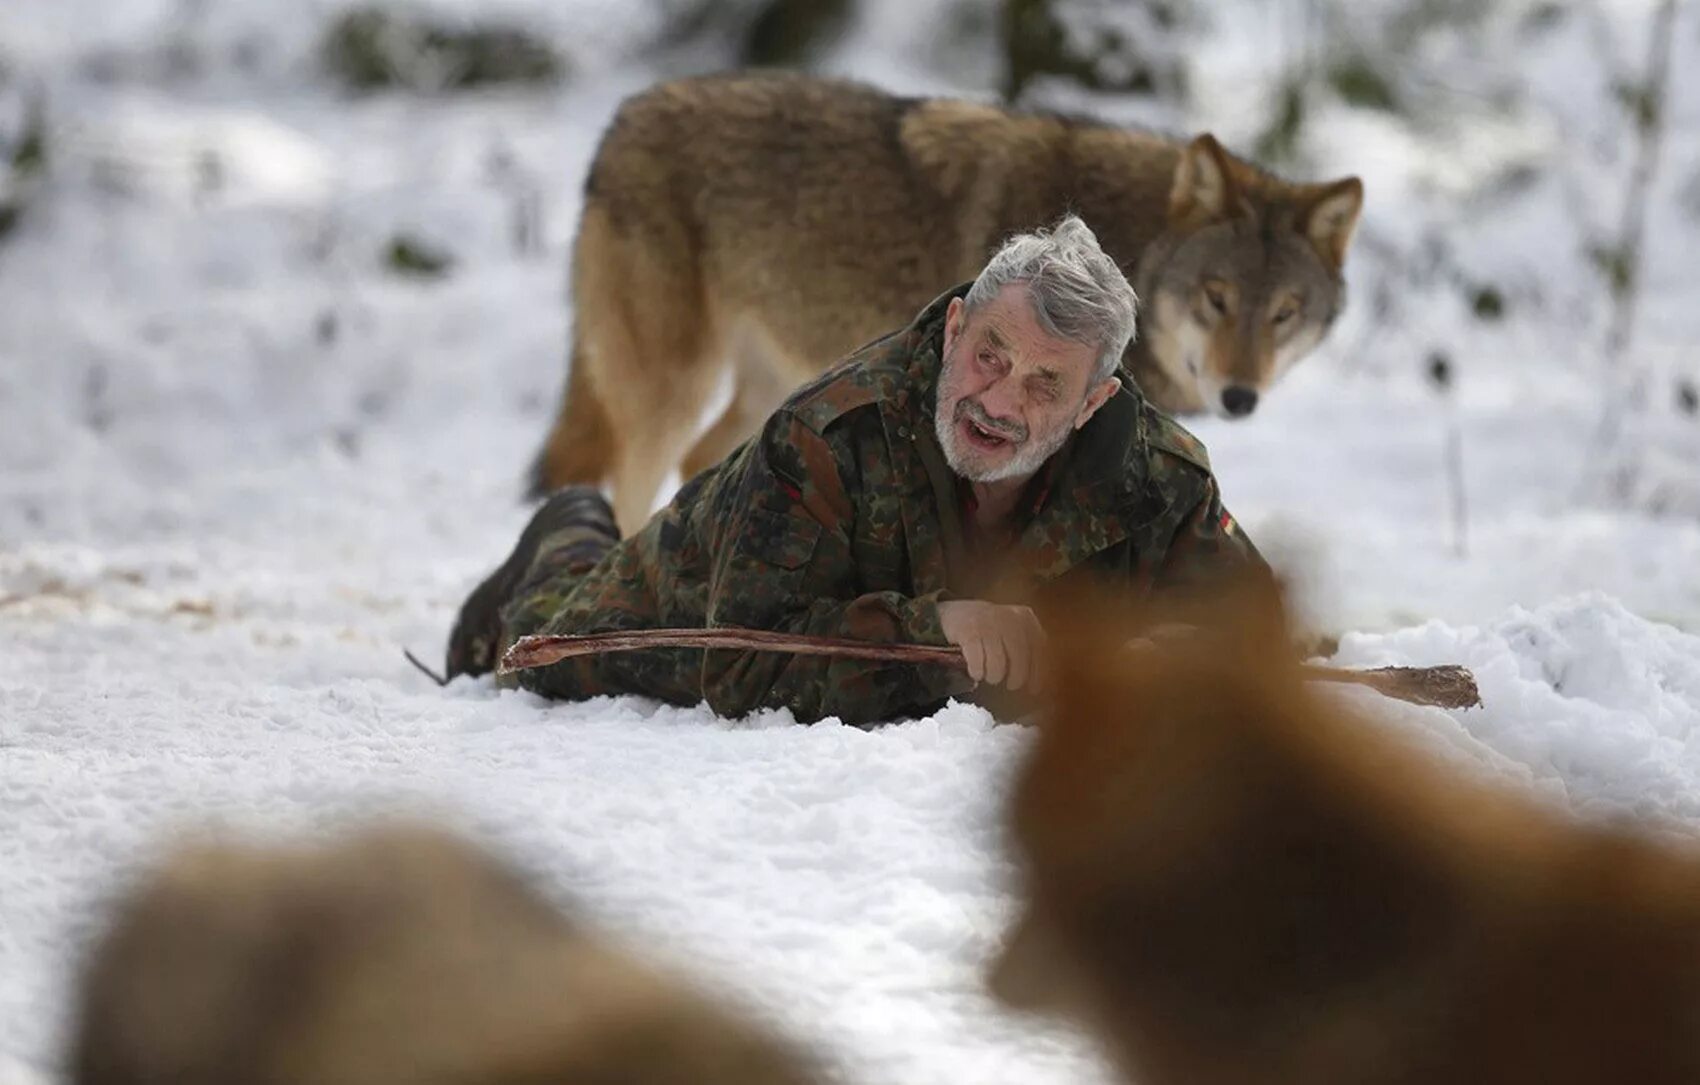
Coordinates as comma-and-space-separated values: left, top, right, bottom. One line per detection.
978, 376, 1025, 420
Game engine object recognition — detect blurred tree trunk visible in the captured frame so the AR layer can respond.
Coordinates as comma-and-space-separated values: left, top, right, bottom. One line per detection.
1590, 0, 1680, 502
743, 0, 853, 67
0, 90, 47, 243
1002, 0, 1075, 102
654, 0, 855, 69
1600, 0, 1678, 367
1000, 0, 1190, 106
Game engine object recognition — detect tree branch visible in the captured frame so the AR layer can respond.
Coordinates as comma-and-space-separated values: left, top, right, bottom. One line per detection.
500, 628, 1482, 711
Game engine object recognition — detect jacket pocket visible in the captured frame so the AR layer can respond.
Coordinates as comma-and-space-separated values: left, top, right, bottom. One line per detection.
742, 509, 822, 571
710, 509, 824, 631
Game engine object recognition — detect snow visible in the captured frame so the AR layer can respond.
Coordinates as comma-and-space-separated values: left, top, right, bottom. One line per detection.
1330, 597, 1700, 825
4, 3, 1700, 1084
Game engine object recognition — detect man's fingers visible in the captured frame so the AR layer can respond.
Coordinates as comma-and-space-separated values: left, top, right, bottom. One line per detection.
981, 632, 1009, 688
941, 602, 1053, 689
1030, 614, 1049, 690
999, 608, 1040, 693
1005, 628, 1030, 691
960, 635, 987, 684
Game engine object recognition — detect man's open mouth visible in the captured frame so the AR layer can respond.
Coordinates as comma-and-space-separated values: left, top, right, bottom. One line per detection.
962, 417, 1012, 450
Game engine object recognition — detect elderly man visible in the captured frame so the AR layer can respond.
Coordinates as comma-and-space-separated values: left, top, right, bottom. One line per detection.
446, 215, 1262, 725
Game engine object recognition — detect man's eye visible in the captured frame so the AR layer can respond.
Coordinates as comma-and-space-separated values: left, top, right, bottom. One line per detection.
978, 351, 998, 368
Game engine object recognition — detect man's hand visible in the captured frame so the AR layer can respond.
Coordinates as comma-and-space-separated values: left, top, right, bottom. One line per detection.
938, 600, 1047, 691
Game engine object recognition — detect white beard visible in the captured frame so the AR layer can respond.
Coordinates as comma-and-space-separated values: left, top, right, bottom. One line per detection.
935, 398, 1074, 484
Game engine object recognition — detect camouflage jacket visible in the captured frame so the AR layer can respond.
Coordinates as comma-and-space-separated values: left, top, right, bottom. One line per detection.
505, 286, 1262, 726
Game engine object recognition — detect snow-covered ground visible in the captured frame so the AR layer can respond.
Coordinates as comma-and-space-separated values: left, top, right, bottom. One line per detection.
4, 3, 1700, 1083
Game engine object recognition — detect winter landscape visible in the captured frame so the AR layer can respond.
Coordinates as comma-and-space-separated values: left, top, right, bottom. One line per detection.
3, 1, 1699, 1082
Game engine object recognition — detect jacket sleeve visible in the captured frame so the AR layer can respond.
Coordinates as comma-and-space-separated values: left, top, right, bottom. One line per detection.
1150, 473, 1270, 598
697, 411, 970, 725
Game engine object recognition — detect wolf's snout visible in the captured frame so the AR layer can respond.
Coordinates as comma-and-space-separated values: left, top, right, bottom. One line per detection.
1221, 386, 1258, 417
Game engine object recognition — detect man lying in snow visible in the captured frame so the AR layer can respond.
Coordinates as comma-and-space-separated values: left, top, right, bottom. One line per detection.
444, 215, 1263, 726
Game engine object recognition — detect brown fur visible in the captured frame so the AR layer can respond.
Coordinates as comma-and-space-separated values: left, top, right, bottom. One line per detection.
531, 72, 1362, 531
70, 823, 825, 1085
994, 583, 1700, 1085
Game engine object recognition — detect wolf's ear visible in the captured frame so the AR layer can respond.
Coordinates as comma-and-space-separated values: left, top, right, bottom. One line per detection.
1170, 134, 1239, 221
1303, 177, 1364, 269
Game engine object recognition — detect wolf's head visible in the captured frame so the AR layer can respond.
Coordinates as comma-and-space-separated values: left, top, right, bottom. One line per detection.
1135, 135, 1362, 419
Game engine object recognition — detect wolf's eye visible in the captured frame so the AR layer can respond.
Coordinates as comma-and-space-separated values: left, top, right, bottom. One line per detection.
1202, 282, 1230, 315
1271, 303, 1299, 325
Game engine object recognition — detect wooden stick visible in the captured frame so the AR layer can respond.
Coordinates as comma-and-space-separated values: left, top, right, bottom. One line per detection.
499, 628, 1481, 710
1303, 663, 1481, 710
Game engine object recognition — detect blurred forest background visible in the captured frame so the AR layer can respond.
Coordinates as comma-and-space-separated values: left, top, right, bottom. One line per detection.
1, 0, 1695, 510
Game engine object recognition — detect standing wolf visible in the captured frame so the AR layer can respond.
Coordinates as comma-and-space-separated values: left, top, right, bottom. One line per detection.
531, 72, 1363, 531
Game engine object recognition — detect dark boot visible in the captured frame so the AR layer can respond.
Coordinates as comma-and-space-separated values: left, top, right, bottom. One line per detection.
445, 486, 620, 680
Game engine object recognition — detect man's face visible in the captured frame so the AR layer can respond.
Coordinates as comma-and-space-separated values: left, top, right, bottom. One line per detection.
935, 285, 1120, 485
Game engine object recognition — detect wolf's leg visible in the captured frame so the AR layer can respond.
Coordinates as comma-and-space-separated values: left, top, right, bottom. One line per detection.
679, 340, 793, 482
600, 319, 723, 534
527, 341, 615, 499
571, 206, 724, 534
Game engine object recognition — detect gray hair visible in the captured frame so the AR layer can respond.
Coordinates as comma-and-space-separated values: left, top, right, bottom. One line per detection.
962, 214, 1139, 383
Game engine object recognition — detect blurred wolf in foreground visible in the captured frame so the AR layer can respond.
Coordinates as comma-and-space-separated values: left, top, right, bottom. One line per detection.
71, 824, 823, 1085
531, 72, 1363, 531
994, 581, 1700, 1085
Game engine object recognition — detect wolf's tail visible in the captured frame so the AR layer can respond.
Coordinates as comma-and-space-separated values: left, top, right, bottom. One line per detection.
526, 343, 615, 501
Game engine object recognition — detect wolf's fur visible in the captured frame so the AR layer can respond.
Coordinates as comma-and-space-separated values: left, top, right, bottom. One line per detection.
532, 72, 1362, 531
993, 584, 1700, 1085
70, 823, 824, 1085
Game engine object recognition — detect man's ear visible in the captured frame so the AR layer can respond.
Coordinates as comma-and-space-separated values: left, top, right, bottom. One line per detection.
1075, 376, 1121, 430
943, 296, 966, 354
1303, 177, 1364, 270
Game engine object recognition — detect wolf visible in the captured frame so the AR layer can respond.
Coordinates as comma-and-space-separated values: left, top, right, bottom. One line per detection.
70, 823, 824, 1085
529, 72, 1362, 531
992, 582, 1700, 1085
